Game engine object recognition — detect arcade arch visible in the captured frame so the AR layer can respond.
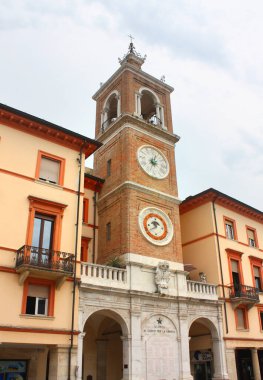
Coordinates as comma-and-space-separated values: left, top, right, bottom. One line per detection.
189, 317, 226, 380
81, 309, 129, 380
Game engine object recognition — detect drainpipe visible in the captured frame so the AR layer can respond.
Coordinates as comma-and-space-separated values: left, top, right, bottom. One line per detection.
212, 199, 229, 334
68, 141, 86, 380
92, 191, 97, 264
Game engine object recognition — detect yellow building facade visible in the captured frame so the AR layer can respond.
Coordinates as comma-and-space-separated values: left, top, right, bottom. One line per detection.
180, 188, 263, 380
0, 103, 101, 380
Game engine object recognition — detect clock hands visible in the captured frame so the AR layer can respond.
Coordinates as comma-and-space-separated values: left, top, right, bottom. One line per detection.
149, 220, 160, 230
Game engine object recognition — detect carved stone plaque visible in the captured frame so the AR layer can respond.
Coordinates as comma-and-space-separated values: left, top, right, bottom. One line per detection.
143, 316, 177, 380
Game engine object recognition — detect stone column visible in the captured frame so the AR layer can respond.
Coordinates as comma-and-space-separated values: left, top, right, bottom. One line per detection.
155, 103, 160, 120
136, 93, 142, 116
252, 348, 261, 380
225, 348, 237, 380
96, 339, 107, 380
130, 310, 142, 380
160, 106, 166, 129
211, 337, 229, 379
121, 335, 131, 380
76, 332, 86, 380
178, 312, 193, 380
35, 348, 49, 380
117, 94, 121, 117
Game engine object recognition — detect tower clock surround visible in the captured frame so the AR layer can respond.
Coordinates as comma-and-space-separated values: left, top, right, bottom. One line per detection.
138, 207, 174, 246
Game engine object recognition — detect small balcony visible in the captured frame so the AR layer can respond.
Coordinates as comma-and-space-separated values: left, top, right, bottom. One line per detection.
229, 284, 259, 308
16, 245, 74, 286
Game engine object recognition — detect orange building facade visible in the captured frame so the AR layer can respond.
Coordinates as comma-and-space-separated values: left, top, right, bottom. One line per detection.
180, 188, 263, 380
0, 103, 101, 380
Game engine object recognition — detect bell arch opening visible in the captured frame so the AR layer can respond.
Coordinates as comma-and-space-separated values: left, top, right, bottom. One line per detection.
101, 92, 120, 132
136, 88, 165, 128
82, 309, 128, 380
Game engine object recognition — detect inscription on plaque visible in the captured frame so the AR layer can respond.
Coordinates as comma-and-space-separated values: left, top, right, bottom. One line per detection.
143, 316, 177, 380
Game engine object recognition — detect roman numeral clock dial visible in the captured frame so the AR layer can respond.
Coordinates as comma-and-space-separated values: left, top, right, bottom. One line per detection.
137, 146, 169, 179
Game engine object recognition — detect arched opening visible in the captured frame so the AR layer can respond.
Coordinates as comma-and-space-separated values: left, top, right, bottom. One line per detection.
101, 92, 120, 132
82, 310, 128, 380
189, 318, 216, 380
137, 89, 164, 128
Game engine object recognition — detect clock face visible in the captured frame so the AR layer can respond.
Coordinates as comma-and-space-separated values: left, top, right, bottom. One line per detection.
137, 145, 169, 179
138, 207, 174, 246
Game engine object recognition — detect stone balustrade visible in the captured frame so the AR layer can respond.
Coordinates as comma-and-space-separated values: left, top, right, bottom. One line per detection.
187, 280, 218, 300
80, 263, 218, 301
80, 263, 128, 289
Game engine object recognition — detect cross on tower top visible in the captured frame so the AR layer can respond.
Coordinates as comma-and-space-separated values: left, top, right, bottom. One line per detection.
128, 34, 135, 54
128, 34, 134, 44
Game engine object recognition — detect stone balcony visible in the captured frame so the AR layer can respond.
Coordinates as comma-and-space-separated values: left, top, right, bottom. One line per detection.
80, 262, 218, 301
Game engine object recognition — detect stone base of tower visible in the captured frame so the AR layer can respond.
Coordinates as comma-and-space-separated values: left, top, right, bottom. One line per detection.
78, 253, 228, 380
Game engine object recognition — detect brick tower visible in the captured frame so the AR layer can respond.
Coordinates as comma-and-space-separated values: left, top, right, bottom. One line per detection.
93, 42, 182, 265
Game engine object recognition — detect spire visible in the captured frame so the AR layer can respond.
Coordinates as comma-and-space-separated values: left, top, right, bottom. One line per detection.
118, 36, 147, 69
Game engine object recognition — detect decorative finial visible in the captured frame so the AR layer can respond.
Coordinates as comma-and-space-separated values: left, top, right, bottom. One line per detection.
160, 75, 166, 82
118, 37, 146, 67
128, 34, 135, 54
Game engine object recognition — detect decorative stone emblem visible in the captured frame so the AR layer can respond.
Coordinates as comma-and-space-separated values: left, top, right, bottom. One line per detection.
155, 261, 171, 294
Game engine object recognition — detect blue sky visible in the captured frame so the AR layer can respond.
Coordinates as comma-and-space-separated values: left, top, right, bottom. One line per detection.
0, 0, 262, 209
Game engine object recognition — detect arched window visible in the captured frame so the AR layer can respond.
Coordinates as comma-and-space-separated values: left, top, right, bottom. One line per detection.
101, 91, 121, 132
135, 88, 165, 129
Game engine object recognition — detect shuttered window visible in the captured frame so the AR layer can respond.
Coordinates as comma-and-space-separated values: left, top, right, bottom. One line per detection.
39, 157, 60, 184
26, 285, 49, 315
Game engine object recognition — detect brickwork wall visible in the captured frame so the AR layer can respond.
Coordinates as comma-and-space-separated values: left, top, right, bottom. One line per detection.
97, 187, 182, 264
94, 127, 179, 198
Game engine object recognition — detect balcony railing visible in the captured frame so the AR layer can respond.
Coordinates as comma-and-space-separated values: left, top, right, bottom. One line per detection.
187, 280, 218, 300
229, 284, 259, 303
16, 245, 74, 274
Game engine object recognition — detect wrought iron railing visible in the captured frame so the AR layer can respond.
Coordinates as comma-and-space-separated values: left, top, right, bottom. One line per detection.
16, 245, 74, 274
101, 117, 117, 132
229, 284, 259, 302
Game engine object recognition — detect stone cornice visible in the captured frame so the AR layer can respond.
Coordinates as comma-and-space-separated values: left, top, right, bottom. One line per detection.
96, 114, 180, 146
97, 180, 181, 204
92, 63, 174, 100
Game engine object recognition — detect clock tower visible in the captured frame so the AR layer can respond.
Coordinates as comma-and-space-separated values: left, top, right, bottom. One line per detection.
93, 42, 182, 265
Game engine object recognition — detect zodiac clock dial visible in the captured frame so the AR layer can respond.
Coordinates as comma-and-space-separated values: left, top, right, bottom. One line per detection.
137, 146, 169, 179
138, 207, 174, 246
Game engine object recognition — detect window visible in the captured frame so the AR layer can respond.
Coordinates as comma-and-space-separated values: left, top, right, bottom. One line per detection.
31, 213, 54, 265
226, 249, 244, 296
224, 217, 237, 240
235, 307, 248, 330
83, 198, 89, 223
36, 151, 65, 186
107, 159, 111, 176
81, 237, 90, 262
253, 266, 262, 291
22, 278, 55, 316
246, 227, 258, 248
231, 259, 242, 295
26, 285, 49, 315
258, 308, 263, 330
250, 257, 263, 292
106, 222, 111, 241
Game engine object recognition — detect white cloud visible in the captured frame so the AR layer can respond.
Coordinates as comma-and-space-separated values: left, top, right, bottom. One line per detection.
0, 0, 262, 209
